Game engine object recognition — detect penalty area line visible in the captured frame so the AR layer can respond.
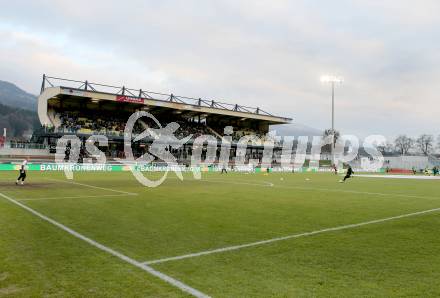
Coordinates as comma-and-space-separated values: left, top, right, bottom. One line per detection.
0, 191, 209, 298
143, 206, 440, 265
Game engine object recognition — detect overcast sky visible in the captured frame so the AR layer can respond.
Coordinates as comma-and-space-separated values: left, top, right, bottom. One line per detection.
1, 0, 439, 139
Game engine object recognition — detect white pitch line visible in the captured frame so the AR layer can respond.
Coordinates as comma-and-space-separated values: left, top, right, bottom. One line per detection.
44, 177, 138, 195
143, 207, 440, 265
0, 191, 209, 298
17, 193, 138, 201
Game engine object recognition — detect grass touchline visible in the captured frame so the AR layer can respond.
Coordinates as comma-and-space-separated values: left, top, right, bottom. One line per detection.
0, 190, 210, 298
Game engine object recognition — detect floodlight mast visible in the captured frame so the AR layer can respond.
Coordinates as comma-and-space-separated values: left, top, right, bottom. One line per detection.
320, 75, 344, 164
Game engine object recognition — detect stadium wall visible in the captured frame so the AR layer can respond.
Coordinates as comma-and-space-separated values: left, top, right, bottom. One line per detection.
0, 147, 50, 156
0, 162, 385, 173
383, 156, 432, 170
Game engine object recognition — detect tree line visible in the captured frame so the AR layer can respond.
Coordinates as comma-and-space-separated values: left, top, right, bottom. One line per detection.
386, 134, 439, 156
323, 129, 439, 156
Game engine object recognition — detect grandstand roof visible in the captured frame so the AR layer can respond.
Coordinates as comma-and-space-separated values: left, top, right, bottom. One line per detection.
38, 75, 292, 127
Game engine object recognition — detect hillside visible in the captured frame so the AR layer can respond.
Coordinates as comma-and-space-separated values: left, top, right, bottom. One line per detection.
0, 81, 39, 138
0, 102, 40, 138
0, 80, 37, 111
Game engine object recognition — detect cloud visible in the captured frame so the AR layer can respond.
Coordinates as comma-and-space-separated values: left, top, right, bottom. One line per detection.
0, 0, 439, 139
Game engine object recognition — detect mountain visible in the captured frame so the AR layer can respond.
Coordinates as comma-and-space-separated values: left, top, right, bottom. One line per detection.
0, 80, 37, 111
0, 102, 40, 138
270, 123, 322, 138
0, 80, 39, 138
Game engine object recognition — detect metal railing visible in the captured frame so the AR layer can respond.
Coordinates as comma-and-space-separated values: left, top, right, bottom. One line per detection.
5, 142, 48, 150
40, 75, 286, 118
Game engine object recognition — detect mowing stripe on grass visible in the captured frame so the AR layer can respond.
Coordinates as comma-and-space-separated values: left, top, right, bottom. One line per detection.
143, 206, 440, 265
16, 193, 138, 201
356, 174, 440, 180
204, 178, 434, 200
44, 178, 137, 195
203, 178, 274, 187
184, 177, 431, 200
164, 176, 274, 187
0, 191, 209, 298
273, 184, 435, 200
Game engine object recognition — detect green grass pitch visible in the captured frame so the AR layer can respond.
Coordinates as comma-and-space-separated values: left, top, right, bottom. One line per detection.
1, 170, 440, 297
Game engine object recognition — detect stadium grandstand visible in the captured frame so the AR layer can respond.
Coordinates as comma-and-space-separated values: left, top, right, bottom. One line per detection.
32, 75, 291, 165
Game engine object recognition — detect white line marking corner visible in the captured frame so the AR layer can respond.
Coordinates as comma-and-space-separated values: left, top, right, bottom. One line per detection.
0, 191, 208, 298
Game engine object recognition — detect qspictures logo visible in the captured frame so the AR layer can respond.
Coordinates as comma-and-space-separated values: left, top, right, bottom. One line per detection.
52, 111, 386, 187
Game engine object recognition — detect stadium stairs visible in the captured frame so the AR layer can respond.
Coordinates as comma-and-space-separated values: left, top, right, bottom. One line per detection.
206, 126, 223, 139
